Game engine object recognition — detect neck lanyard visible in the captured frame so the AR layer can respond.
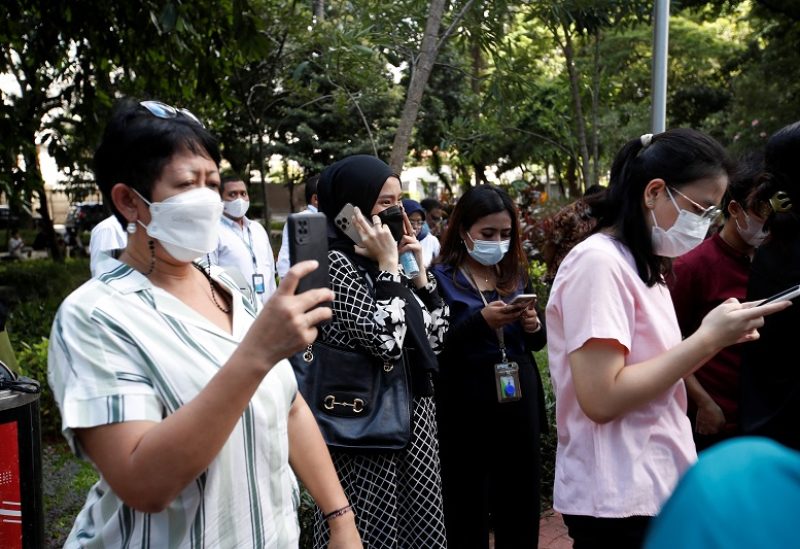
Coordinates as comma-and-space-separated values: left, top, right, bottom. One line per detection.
462, 266, 507, 363
235, 221, 259, 274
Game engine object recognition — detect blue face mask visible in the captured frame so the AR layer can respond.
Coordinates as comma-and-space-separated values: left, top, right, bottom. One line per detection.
466, 233, 510, 266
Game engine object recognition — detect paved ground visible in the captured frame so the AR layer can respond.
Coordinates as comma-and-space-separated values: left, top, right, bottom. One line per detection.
538, 510, 572, 548
488, 510, 572, 548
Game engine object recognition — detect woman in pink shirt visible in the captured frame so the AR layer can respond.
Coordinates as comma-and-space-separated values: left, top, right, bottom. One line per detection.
545, 129, 791, 548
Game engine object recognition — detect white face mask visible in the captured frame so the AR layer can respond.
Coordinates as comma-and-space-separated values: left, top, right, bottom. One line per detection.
735, 211, 769, 247
650, 188, 711, 258
136, 187, 224, 262
223, 197, 249, 219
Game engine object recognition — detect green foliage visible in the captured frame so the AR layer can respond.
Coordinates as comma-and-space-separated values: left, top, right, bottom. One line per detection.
42, 441, 99, 547
1, 258, 90, 439
297, 484, 317, 549
528, 259, 550, 306
535, 348, 557, 512
16, 337, 62, 441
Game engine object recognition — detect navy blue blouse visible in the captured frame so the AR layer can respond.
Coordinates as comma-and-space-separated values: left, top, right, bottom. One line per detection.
430, 262, 546, 367
431, 264, 547, 416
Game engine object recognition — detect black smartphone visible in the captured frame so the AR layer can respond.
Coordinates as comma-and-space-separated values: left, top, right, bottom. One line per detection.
757, 283, 800, 306
288, 212, 331, 303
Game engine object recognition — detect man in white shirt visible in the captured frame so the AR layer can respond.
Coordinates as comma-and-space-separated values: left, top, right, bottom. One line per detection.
276, 175, 319, 279
89, 215, 127, 276
209, 174, 277, 304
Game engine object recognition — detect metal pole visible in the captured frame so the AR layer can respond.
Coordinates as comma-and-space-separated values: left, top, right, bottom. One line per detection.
651, 0, 670, 133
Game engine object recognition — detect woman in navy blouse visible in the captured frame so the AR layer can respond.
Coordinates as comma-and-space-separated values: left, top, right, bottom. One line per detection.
431, 185, 547, 548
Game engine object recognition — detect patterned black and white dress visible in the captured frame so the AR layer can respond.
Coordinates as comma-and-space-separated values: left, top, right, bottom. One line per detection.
313, 250, 449, 549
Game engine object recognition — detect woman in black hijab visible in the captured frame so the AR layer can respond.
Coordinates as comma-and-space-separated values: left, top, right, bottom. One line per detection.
312, 155, 449, 548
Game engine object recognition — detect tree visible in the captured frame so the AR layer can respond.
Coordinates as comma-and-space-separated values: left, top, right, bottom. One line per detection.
388, 0, 478, 172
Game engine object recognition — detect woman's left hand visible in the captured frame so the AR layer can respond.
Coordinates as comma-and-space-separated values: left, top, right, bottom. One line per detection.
520, 305, 541, 333
398, 210, 427, 286
328, 515, 363, 549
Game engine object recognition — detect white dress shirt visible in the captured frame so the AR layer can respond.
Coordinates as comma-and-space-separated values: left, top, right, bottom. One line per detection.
210, 215, 277, 303
420, 233, 441, 267
276, 204, 318, 279
89, 215, 127, 277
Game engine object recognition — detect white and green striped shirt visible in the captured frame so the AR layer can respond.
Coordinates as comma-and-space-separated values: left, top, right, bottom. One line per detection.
48, 256, 300, 548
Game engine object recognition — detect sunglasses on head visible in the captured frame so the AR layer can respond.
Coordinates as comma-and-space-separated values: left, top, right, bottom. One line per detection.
139, 100, 205, 128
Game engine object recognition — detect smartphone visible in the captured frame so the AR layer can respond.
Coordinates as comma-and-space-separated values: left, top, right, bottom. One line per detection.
333, 203, 364, 245
757, 284, 800, 306
507, 293, 537, 308
288, 212, 331, 302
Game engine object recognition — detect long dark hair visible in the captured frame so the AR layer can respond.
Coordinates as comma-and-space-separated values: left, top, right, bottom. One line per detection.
722, 152, 764, 218
588, 128, 733, 286
750, 120, 800, 245
436, 185, 527, 296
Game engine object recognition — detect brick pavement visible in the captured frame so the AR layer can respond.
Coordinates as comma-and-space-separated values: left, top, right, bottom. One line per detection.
487, 509, 572, 548
538, 509, 572, 548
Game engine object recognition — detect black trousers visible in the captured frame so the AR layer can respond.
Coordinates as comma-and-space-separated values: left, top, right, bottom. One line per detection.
437, 395, 541, 549
562, 514, 651, 549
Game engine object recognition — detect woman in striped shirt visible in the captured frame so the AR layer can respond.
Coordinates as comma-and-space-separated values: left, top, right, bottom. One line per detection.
48, 98, 361, 548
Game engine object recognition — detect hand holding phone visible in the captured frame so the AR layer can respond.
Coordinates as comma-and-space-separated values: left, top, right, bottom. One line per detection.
756, 284, 800, 306
333, 203, 363, 245
506, 293, 537, 309
288, 212, 331, 304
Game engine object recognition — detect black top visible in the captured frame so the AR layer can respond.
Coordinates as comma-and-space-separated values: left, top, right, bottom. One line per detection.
740, 236, 800, 449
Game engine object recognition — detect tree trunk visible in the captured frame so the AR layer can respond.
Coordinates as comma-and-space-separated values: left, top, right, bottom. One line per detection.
312, 0, 324, 21
284, 160, 297, 214
23, 148, 61, 261
388, 0, 448, 173
566, 156, 578, 199
469, 35, 486, 186
257, 138, 270, 225
561, 21, 591, 190
590, 29, 602, 189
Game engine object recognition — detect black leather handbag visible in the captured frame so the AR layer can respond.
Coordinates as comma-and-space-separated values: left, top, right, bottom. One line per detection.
291, 340, 412, 452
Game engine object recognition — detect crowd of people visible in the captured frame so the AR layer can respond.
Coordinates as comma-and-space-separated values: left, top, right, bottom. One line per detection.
46, 97, 800, 548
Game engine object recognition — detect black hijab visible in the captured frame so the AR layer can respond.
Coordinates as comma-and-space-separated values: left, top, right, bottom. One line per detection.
318, 154, 398, 275
318, 155, 440, 394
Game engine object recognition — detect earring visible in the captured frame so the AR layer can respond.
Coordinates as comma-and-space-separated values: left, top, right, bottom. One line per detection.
126, 222, 137, 234
646, 201, 654, 208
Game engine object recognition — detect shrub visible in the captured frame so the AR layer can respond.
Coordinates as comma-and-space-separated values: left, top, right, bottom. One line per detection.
16, 337, 62, 439
1, 258, 90, 440
1, 257, 90, 346
298, 484, 316, 548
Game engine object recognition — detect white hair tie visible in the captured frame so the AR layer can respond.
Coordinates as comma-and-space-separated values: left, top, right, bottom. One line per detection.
640, 133, 653, 148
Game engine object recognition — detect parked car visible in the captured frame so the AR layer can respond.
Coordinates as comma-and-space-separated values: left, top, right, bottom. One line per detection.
65, 202, 107, 233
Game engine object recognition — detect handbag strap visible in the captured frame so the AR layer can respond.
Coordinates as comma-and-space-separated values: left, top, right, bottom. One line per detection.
304, 255, 394, 371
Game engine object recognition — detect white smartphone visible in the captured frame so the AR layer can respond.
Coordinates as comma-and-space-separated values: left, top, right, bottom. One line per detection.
507, 293, 537, 308
757, 284, 800, 306
334, 203, 364, 245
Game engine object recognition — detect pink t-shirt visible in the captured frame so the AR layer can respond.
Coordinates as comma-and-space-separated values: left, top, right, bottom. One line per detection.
545, 233, 696, 517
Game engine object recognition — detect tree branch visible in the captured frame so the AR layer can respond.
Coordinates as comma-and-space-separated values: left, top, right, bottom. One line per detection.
432, 0, 478, 59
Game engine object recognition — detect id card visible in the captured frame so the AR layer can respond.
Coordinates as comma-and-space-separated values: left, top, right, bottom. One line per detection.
252, 273, 266, 294
494, 361, 521, 403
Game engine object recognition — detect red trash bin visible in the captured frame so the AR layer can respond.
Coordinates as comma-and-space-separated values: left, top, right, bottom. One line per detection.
0, 390, 43, 549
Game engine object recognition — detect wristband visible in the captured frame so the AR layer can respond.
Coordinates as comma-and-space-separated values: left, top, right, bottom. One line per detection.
323, 504, 355, 522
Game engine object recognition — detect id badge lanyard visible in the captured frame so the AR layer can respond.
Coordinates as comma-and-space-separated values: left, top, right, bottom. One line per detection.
462, 267, 522, 403
240, 224, 265, 295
